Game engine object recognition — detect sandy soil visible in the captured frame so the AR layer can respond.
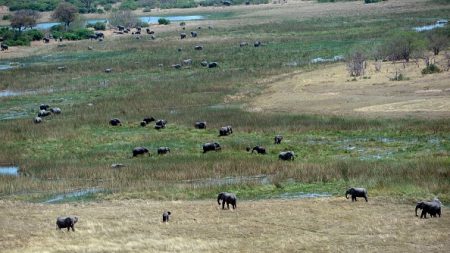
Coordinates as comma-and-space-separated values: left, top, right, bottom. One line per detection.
0, 198, 448, 252
246, 57, 450, 119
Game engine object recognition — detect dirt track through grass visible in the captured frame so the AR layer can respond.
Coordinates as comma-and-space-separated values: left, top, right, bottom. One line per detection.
1, 198, 449, 252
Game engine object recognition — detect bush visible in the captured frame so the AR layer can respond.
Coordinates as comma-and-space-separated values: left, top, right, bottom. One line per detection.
52, 28, 94, 41
421, 64, 441, 74
158, 18, 170, 25
2, 15, 11, 20
24, 29, 44, 41
364, 0, 383, 3
97, 9, 105, 14
87, 22, 106, 31
143, 7, 151, 12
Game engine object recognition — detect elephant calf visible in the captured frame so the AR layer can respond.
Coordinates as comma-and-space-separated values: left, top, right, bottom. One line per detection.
274, 135, 283, 144
195, 121, 206, 129
217, 192, 237, 210
219, 126, 232, 136
109, 118, 122, 126
247, 146, 266, 154
416, 198, 442, 218
56, 216, 78, 231
279, 151, 294, 160
345, 187, 368, 202
163, 211, 171, 222
157, 147, 170, 155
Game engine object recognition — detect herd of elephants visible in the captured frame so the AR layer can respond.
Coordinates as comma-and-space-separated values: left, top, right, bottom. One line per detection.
24, 25, 442, 231
44, 109, 442, 232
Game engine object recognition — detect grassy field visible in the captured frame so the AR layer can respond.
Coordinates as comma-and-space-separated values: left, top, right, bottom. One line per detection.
1, 198, 450, 253
0, 0, 449, 250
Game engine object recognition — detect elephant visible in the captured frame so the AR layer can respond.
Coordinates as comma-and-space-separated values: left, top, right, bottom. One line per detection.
194, 45, 203, 50
180, 33, 187, 39
117, 25, 125, 31
183, 59, 193, 65
1, 43, 8, 51
254, 41, 261, 47
191, 31, 198, 37
39, 104, 50, 110
223, 1, 232, 6
279, 151, 294, 160
240, 41, 248, 47
109, 118, 122, 126
163, 211, 171, 222
345, 187, 368, 202
416, 198, 442, 218
33, 117, 42, 124
133, 147, 149, 157
95, 32, 104, 39
157, 147, 170, 155
203, 142, 221, 153
200, 60, 208, 67
195, 121, 207, 129
50, 107, 61, 114
208, 62, 218, 68
172, 64, 182, 69
143, 117, 155, 124
56, 216, 78, 231
217, 192, 237, 209
247, 146, 266, 154
274, 135, 283, 144
38, 110, 51, 117
105, 68, 112, 73
156, 119, 167, 128
140, 121, 147, 127
146, 28, 154, 34
219, 126, 232, 136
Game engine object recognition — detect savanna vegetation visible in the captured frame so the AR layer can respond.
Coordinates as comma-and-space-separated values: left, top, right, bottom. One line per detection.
0, 0, 449, 252
1, 0, 449, 205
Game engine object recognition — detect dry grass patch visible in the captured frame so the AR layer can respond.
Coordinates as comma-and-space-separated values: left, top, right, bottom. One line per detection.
0, 198, 449, 252
247, 56, 450, 118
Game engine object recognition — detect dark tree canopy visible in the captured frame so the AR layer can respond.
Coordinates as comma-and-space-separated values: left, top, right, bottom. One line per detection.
51, 2, 78, 29
10, 9, 41, 31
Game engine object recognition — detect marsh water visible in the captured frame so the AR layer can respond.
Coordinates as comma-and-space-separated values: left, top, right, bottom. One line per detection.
34, 15, 204, 30
44, 188, 102, 203
0, 166, 19, 176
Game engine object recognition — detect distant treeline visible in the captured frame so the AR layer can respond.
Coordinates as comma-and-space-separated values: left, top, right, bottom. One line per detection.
0, 0, 269, 12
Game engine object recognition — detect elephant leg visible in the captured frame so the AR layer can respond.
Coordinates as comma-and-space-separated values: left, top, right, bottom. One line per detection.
364, 196, 368, 202
421, 210, 427, 219
222, 201, 225, 209
67, 227, 70, 231
227, 202, 230, 209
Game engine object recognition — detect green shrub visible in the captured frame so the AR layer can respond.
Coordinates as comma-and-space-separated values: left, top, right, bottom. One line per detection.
158, 18, 170, 25
143, 7, 151, 12
421, 64, 441, 74
364, 0, 384, 3
2, 15, 10, 20
52, 28, 94, 41
87, 22, 106, 31
97, 8, 105, 14
24, 29, 44, 41
103, 4, 112, 11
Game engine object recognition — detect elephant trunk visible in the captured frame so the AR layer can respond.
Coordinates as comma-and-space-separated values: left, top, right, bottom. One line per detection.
217, 195, 221, 205
415, 203, 420, 217
345, 191, 349, 199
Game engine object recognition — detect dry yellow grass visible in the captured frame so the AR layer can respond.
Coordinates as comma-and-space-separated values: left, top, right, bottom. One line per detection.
247, 56, 450, 118
1, 198, 449, 252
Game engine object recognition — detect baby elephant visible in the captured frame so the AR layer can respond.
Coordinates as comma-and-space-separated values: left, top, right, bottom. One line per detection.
157, 147, 170, 155
416, 198, 442, 219
345, 187, 368, 202
162, 211, 171, 223
56, 216, 78, 231
217, 192, 237, 210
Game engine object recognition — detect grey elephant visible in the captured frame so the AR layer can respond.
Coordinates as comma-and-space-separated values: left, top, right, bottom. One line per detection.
56, 216, 78, 231
247, 146, 266, 154
157, 147, 170, 155
217, 192, 237, 210
208, 62, 218, 68
133, 147, 149, 157
195, 121, 207, 129
278, 151, 294, 160
33, 117, 42, 124
219, 126, 232, 136
345, 187, 368, 202
155, 119, 167, 128
180, 33, 186, 39
162, 211, 171, 222
203, 142, 221, 153
38, 110, 51, 117
274, 135, 283, 144
39, 104, 50, 110
109, 118, 122, 126
416, 198, 442, 218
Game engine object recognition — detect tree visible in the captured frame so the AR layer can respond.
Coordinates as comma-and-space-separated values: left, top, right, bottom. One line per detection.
79, 0, 95, 10
52, 2, 78, 30
10, 9, 41, 31
381, 32, 426, 62
346, 50, 367, 77
427, 32, 448, 56
109, 10, 139, 28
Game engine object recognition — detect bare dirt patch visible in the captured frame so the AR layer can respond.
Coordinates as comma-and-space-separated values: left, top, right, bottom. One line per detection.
247, 57, 450, 119
0, 198, 448, 252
